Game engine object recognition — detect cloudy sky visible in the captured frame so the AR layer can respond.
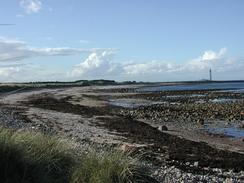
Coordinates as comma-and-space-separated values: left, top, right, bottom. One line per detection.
0, 0, 243, 82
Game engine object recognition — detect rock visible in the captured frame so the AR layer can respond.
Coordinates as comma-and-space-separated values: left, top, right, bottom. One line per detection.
225, 178, 233, 183
240, 122, 244, 129
158, 125, 168, 131
194, 161, 199, 167
197, 118, 204, 125
118, 144, 137, 153
153, 170, 159, 176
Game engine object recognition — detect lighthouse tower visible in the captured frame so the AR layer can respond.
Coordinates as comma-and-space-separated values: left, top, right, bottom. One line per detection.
209, 69, 212, 81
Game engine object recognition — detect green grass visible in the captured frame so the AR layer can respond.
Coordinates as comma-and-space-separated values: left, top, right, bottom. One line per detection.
0, 128, 157, 183
71, 150, 156, 183
0, 128, 74, 183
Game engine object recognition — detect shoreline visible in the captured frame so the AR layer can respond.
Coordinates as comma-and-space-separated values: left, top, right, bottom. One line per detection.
0, 84, 243, 182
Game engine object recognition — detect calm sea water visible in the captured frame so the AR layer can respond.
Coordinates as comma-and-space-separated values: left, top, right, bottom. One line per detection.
138, 82, 244, 92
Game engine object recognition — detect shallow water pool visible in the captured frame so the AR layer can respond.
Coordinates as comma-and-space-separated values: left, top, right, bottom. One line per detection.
203, 122, 244, 138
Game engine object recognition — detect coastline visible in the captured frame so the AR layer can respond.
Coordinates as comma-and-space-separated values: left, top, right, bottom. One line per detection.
0, 83, 243, 182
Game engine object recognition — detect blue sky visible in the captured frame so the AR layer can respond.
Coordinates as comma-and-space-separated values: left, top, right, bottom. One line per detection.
0, 0, 243, 82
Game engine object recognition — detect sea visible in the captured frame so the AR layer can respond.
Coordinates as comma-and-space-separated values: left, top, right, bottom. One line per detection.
137, 81, 244, 93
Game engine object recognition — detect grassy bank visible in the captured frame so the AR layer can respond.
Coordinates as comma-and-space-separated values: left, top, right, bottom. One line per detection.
0, 128, 156, 183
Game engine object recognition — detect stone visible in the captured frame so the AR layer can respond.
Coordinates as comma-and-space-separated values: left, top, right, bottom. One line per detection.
225, 178, 233, 183
158, 125, 168, 131
118, 144, 137, 153
194, 161, 199, 167
240, 122, 244, 129
197, 118, 204, 125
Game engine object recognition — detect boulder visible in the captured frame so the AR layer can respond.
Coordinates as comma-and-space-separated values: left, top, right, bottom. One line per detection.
158, 125, 168, 132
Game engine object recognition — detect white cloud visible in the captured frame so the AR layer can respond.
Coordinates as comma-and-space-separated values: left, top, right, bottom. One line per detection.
123, 48, 244, 80
19, 0, 42, 14
0, 37, 242, 81
69, 51, 183, 80
70, 48, 244, 81
123, 61, 179, 75
0, 66, 21, 78
198, 47, 226, 61
0, 63, 69, 82
70, 50, 120, 78
0, 37, 113, 62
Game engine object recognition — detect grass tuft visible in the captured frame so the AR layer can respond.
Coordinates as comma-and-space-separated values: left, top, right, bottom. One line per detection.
0, 128, 74, 183
71, 150, 155, 183
0, 128, 157, 183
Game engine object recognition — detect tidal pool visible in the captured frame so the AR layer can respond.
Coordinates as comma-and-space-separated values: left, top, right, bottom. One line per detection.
109, 98, 166, 108
203, 122, 244, 138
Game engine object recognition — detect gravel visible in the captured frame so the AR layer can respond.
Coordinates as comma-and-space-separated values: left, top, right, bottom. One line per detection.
152, 164, 244, 183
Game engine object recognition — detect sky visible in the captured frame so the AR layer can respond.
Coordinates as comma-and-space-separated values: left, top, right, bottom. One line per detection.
0, 0, 243, 82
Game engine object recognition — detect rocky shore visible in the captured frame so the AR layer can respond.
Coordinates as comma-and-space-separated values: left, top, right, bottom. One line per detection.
0, 85, 244, 182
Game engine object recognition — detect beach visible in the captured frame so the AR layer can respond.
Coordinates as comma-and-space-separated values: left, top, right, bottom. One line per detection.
0, 82, 244, 182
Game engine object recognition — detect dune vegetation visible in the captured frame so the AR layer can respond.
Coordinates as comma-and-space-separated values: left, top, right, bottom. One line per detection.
0, 128, 156, 183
